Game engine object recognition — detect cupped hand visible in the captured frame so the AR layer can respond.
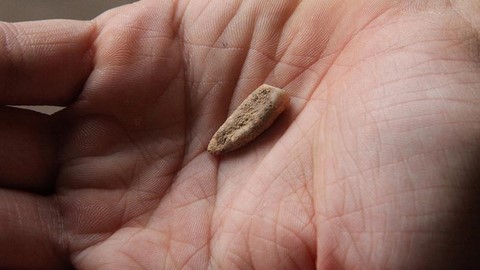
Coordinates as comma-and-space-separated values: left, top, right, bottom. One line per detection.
1, 0, 479, 269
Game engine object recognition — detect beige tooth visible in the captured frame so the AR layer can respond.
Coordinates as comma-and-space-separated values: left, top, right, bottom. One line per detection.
207, 84, 290, 155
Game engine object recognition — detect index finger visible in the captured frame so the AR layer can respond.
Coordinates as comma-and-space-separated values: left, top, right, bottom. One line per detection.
0, 19, 95, 105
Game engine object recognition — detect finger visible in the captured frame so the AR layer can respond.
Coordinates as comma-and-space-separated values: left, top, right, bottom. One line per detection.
0, 190, 72, 269
0, 106, 58, 193
0, 19, 95, 105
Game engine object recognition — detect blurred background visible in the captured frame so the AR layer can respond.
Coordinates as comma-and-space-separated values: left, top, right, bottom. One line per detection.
1, 0, 136, 114
0, 0, 135, 22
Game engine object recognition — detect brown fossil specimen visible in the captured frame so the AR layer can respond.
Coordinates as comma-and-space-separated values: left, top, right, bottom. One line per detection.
208, 84, 290, 155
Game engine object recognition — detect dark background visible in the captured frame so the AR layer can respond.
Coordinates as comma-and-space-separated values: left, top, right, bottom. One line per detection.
0, 0, 135, 22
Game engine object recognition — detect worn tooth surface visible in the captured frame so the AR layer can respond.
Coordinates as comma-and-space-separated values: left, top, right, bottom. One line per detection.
207, 84, 290, 155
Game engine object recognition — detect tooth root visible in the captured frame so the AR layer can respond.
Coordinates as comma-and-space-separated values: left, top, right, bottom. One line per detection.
207, 84, 290, 155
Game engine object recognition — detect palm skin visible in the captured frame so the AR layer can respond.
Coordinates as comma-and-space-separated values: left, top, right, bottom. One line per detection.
0, 0, 479, 269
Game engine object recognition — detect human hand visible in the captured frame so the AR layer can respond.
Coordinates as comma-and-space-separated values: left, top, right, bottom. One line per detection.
1, 0, 479, 269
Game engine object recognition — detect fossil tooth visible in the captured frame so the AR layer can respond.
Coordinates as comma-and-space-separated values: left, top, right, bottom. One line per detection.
207, 84, 290, 155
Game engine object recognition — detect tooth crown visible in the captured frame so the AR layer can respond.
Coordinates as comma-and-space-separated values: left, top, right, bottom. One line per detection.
208, 84, 290, 155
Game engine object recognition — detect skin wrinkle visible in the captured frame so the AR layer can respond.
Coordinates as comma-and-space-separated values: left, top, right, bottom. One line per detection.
262, 204, 309, 245
186, 0, 324, 125
322, 31, 472, 225
85, 15, 181, 122
359, 81, 480, 109
246, 177, 312, 267
4, 23, 26, 65
318, 113, 476, 264
219, 211, 254, 267
449, 0, 480, 34
255, 0, 303, 78
119, 249, 148, 269
227, 17, 282, 100
183, 1, 246, 104
180, 4, 247, 199
203, 3, 244, 62
219, 37, 254, 117
269, 35, 331, 94
181, 243, 209, 268
181, 40, 327, 117
49, 20, 98, 267
0, 23, 22, 101
33, 199, 68, 268
270, 2, 311, 59
51, 21, 94, 103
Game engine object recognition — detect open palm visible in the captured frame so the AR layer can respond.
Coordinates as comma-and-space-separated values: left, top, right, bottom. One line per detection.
1, 0, 479, 269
